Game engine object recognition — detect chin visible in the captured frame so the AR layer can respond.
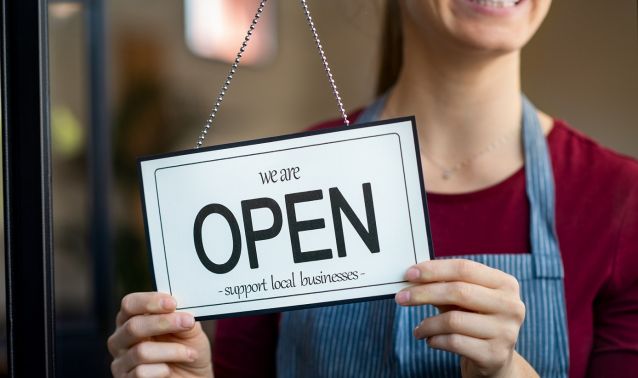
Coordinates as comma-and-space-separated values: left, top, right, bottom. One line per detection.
451, 21, 535, 54
403, 0, 551, 55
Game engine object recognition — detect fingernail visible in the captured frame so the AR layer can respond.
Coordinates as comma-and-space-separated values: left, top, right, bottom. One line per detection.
161, 297, 177, 310
181, 315, 195, 328
395, 291, 410, 304
406, 267, 420, 281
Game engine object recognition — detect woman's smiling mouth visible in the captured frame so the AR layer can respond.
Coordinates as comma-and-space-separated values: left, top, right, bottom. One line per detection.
469, 0, 522, 8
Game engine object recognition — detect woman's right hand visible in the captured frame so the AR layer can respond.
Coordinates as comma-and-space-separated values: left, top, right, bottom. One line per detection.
108, 292, 213, 378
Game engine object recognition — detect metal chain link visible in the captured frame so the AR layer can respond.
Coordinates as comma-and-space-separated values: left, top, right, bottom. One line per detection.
195, 0, 267, 149
299, 0, 350, 128
195, 0, 349, 149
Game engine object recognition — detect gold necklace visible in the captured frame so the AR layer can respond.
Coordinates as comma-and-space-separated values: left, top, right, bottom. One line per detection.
421, 129, 517, 180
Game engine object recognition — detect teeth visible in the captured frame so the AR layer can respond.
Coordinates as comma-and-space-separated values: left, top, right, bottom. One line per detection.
471, 0, 519, 8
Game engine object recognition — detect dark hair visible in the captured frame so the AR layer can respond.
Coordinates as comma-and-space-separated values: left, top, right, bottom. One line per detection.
376, 1, 403, 96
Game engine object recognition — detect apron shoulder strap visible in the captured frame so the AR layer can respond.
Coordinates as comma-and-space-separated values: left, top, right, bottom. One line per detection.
522, 96, 563, 278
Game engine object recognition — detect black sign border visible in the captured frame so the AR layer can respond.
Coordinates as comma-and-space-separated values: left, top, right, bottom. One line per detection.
137, 116, 436, 320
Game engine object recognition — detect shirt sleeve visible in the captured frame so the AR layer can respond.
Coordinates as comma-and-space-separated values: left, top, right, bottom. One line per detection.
587, 163, 638, 377
212, 314, 279, 378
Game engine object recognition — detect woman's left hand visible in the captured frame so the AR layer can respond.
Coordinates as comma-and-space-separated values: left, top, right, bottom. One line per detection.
395, 259, 537, 378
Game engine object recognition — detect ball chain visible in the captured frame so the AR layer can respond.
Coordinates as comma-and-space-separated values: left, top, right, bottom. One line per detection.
195, 1, 268, 149
299, 0, 350, 128
195, 0, 350, 149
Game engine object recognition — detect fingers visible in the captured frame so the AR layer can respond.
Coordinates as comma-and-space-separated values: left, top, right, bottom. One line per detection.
425, 334, 508, 369
108, 312, 195, 356
414, 311, 519, 343
395, 281, 522, 315
111, 341, 196, 376
399, 260, 526, 375
116, 292, 177, 327
170, 320, 206, 341
122, 363, 170, 378
405, 259, 520, 293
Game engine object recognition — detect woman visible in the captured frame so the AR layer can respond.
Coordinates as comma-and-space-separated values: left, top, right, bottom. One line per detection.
108, 0, 638, 377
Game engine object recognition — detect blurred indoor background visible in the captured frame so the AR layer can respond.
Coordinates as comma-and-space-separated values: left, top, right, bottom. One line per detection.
0, 0, 636, 376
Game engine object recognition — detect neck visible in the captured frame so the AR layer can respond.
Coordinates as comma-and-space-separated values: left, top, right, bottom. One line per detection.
383, 24, 522, 162
381, 14, 533, 193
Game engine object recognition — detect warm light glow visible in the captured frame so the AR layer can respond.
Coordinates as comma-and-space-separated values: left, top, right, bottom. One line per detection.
49, 3, 82, 19
185, 0, 277, 65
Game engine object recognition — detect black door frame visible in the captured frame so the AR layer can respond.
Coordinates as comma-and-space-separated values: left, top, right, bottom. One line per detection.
2, 0, 112, 376
2, 0, 56, 376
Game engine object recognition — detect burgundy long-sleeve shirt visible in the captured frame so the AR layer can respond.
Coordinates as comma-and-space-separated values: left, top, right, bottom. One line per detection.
213, 115, 638, 378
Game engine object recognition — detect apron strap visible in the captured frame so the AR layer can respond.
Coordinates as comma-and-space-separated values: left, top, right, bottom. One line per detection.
355, 93, 387, 125
522, 96, 564, 278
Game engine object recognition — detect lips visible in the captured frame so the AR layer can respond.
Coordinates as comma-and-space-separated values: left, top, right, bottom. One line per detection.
468, 0, 522, 8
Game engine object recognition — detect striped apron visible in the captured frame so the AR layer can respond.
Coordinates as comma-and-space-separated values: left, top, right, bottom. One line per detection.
276, 96, 569, 377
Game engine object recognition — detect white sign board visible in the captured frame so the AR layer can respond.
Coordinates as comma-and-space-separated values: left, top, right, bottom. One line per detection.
138, 117, 434, 319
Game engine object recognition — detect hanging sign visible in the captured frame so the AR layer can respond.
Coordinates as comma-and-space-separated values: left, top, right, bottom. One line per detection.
138, 117, 434, 319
